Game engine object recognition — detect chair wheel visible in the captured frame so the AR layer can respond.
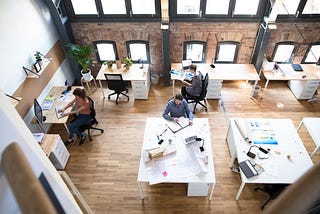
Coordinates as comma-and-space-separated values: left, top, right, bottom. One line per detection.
101, 130, 104, 133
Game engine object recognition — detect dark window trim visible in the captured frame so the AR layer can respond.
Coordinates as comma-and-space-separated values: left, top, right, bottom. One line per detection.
271, 41, 299, 64
125, 40, 151, 64
183, 41, 207, 63
93, 40, 119, 63
301, 42, 320, 64
63, 0, 161, 22
214, 41, 240, 64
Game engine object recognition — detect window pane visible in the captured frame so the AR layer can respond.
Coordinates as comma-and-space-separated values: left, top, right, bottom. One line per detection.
305, 45, 320, 62
273, 45, 295, 62
177, 0, 200, 14
216, 44, 236, 62
277, 0, 300, 15
71, 0, 97, 15
101, 0, 126, 14
234, 0, 259, 15
131, 0, 156, 14
206, 0, 230, 15
186, 44, 204, 62
302, 0, 320, 14
129, 44, 147, 61
96, 44, 116, 61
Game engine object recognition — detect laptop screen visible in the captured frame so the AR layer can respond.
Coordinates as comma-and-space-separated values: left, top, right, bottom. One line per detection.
182, 59, 192, 68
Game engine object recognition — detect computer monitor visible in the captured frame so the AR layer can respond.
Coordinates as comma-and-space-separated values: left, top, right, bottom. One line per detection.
34, 98, 43, 125
182, 59, 192, 69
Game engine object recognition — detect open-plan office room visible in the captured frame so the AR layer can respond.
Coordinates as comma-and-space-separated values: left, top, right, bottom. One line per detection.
1, 0, 320, 213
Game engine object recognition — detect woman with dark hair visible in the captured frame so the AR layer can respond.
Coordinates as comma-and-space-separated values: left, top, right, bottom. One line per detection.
181, 64, 203, 98
59, 88, 91, 145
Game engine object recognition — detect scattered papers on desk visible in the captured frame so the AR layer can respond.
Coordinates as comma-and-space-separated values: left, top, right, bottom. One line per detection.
249, 121, 278, 145
57, 93, 73, 103
146, 144, 207, 185
167, 117, 189, 133
42, 96, 56, 110
33, 133, 44, 143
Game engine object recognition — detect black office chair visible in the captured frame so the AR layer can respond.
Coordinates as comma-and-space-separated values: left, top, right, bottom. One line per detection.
254, 184, 289, 210
104, 73, 129, 104
78, 97, 104, 141
185, 73, 209, 114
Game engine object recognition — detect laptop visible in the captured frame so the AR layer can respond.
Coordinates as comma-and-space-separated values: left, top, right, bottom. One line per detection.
55, 106, 63, 119
184, 135, 197, 145
182, 59, 192, 70
292, 64, 303, 72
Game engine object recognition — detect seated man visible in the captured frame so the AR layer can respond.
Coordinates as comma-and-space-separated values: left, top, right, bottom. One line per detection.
162, 93, 193, 126
181, 64, 203, 99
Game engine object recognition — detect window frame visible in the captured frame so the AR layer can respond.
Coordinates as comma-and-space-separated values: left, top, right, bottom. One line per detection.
93, 40, 119, 64
271, 41, 299, 64
64, 0, 161, 22
183, 41, 207, 63
214, 41, 240, 64
301, 42, 320, 64
125, 40, 151, 64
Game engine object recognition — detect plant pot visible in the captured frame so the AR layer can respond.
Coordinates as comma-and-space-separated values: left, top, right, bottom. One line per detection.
81, 69, 92, 81
124, 66, 130, 71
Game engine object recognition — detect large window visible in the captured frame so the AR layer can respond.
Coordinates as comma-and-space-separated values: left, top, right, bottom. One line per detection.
183, 41, 207, 63
65, 0, 160, 21
277, 0, 320, 19
272, 42, 298, 63
172, 0, 266, 20
302, 43, 320, 64
215, 41, 240, 63
126, 40, 150, 63
93, 41, 118, 63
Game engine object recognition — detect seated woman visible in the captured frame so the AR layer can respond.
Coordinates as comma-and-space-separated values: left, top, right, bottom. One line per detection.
181, 64, 203, 99
59, 88, 91, 145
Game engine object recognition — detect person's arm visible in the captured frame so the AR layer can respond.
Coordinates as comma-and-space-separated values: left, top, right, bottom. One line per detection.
63, 105, 86, 117
183, 100, 194, 125
162, 103, 174, 121
58, 98, 75, 113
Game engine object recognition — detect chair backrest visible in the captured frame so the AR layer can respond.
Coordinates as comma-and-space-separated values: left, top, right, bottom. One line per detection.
87, 97, 96, 118
198, 73, 209, 99
104, 73, 126, 91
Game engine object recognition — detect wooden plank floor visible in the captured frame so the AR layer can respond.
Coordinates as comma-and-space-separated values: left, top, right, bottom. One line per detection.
52, 79, 320, 213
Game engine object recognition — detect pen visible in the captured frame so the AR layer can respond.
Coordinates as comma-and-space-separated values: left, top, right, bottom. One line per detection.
159, 128, 168, 136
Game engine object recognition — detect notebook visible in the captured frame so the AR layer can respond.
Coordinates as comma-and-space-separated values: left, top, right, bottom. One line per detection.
167, 117, 190, 133
292, 64, 303, 72
55, 106, 63, 119
239, 160, 258, 178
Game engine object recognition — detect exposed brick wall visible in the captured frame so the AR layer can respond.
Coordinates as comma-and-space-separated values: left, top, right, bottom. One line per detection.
70, 21, 320, 77
266, 22, 320, 63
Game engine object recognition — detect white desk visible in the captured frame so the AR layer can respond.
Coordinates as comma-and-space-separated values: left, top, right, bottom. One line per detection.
262, 64, 320, 99
171, 63, 260, 98
96, 64, 150, 100
297, 117, 320, 158
137, 117, 215, 200
226, 118, 313, 200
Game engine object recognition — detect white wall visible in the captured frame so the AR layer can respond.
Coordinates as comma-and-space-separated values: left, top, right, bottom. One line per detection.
0, 0, 79, 212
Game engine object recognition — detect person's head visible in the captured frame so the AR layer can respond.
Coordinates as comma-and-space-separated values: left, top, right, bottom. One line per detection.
189, 64, 197, 73
173, 93, 183, 105
73, 88, 87, 99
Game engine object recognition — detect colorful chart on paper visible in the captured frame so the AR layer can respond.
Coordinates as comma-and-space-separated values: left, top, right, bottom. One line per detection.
249, 121, 278, 145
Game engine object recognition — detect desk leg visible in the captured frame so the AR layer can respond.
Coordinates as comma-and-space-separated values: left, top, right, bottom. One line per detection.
297, 119, 304, 131
172, 80, 175, 97
260, 80, 270, 99
64, 123, 70, 136
137, 181, 144, 200
98, 80, 105, 99
209, 183, 215, 200
235, 181, 245, 200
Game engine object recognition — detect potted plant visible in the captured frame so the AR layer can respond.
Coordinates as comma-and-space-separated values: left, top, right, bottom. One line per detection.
104, 60, 115, 69
66, 43, 93, 80
34, 51, 42, 62
123, 57, 133, 71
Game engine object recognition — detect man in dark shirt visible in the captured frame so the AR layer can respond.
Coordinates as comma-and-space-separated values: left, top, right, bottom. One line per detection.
162, 93, 193, 126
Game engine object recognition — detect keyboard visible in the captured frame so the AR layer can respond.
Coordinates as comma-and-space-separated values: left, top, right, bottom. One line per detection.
55, 106, 63, 119
184, 135, 197, 145
239, 160, 258, 178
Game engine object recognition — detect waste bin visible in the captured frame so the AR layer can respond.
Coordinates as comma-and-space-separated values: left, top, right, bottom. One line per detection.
151, 73, 160, 85
250, 85, 261, 97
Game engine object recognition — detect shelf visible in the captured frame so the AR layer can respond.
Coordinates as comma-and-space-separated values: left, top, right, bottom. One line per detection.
23, 57, 52, 79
